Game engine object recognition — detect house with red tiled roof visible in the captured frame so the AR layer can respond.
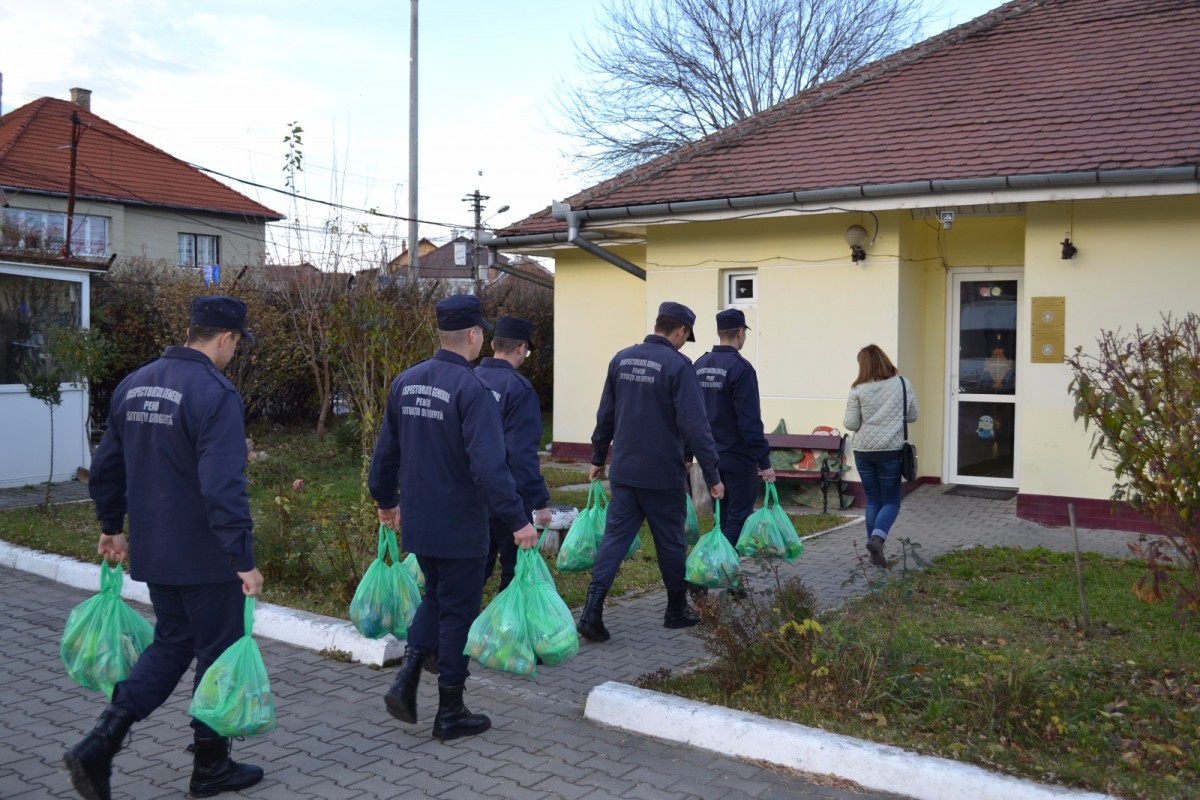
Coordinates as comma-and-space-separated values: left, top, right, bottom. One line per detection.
487, 0, 1200, 532
0, 87, 282, 487
388, 236, 554, 291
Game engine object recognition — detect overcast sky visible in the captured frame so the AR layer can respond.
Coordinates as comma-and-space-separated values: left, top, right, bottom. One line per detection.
1, 0, 1006, 271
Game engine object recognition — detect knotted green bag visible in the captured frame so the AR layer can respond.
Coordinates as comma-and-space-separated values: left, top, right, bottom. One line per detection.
60, 561, 154, 698
684, 493, 702, 546
736, 483, 804, 562
349, 525, 421, 639
520, 536, 579, 666
465, 567, 537, 677
557, 479, 607, 572
189, 596, 276, 737
685, 500, 743, 588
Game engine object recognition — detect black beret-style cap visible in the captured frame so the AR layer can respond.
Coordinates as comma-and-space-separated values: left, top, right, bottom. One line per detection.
190, 296, 254, 343
658, 301, 697, 342
436, 294, 493, 332
716, 308, 750, 331
494, 316, 534, 350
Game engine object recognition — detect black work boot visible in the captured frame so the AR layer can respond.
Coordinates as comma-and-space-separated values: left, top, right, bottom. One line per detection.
384, 649, 424, 724
432, 683, 491, 742
576, 584, 610, 643
188, 734, 264, 798
664, 588, 700, 629
63, 705, 135, 800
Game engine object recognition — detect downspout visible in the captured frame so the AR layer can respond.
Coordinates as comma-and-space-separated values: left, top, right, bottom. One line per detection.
556, 202, 647, 281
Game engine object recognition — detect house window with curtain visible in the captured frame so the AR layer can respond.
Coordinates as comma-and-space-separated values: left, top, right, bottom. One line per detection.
0, 208, 110, 258
178, 233, 220, 269
725, 270, 757, 307
0, 272, 82, 385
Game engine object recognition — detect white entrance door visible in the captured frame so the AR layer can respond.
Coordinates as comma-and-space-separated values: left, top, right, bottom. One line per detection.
947, 271, 1021, 488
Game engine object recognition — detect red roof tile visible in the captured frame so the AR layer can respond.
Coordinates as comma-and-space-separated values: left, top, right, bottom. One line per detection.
0, 98, 282, 220
503, 0, 1200, 237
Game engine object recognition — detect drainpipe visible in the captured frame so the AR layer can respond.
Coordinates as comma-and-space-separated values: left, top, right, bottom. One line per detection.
554, 202, 646, 280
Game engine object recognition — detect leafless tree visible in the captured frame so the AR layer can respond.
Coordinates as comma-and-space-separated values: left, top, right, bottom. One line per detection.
557, 0, 933, 174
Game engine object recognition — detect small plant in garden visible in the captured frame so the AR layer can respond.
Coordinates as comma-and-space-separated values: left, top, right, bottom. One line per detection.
1066, 312, 1200, 616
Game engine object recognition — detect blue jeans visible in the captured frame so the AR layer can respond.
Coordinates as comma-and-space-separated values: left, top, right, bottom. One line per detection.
854, 452, 903, 541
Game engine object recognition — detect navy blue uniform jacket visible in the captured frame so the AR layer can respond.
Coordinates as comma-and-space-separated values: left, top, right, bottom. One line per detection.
695, 345, 771, 472
368, 349, 528, 558
88, 346, 255, 584
474, 357, 550, 515
591, 335, 721, 490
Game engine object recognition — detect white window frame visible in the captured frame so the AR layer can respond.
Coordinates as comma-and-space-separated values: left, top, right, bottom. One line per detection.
178, 233, 220, 269
0, 208, 109, 257
724, 270, 757, 307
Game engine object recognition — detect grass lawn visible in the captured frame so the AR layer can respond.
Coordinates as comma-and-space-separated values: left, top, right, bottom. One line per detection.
641, 546, 1200, 800
0, 422, 846, 618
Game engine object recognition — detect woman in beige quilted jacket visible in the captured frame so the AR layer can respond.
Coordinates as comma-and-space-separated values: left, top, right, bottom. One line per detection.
843, 345, 919, 567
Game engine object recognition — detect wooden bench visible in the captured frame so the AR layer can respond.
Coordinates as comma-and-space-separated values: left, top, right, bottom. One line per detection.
764, 432, 847, 513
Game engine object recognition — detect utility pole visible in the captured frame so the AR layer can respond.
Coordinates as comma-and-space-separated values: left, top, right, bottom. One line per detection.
407, 0, 420, 280
463, 188, 488, 295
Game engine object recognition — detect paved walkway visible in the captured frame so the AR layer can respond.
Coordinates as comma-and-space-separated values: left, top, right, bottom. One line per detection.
0, 482, 1139, 799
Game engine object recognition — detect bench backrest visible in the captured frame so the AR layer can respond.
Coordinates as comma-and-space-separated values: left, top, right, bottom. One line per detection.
764, 433, 845, 452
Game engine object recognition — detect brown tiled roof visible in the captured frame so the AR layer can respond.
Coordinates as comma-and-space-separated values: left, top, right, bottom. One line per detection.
503, 0, 1200, 236
0, 97, 283, 220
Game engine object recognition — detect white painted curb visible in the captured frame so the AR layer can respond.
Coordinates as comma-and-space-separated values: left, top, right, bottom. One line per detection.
584, 682, 1119, 800
0, 541, 404, 666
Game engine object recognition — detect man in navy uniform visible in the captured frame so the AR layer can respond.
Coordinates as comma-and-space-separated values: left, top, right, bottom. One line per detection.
695, 309, 776, 597
578, 301, 725, 642
476, 316, 552, 591
67, 296, 264, 800
369, 294, 537, 741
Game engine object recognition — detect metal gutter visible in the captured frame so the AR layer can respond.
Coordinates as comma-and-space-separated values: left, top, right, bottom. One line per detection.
482, 166, 1200, 268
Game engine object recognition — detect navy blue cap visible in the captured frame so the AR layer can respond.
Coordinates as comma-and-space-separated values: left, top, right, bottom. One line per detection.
494, 315, 534, 351
716, 308, 750, 331
190, 296, 254, 343
658, 301, 697, 342
436, 294, 493, 332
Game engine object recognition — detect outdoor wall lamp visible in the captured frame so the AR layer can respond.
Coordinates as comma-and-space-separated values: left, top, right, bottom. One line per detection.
845, 224, 869, 264
1061, 236, 1078, 259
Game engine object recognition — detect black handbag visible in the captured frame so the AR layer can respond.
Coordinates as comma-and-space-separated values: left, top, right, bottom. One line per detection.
900, 377, 917, 482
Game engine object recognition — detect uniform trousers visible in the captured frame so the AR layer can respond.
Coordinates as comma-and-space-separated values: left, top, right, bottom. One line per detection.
717, 463, 759, 548
484, 517, 519, 592
409, 555, 487, 686
591, 482, 687, 592
111, 580, 244, 736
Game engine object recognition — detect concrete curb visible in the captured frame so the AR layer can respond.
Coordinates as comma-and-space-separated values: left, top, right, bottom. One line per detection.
0, 540, 404, 667
583, 682, 1119, 800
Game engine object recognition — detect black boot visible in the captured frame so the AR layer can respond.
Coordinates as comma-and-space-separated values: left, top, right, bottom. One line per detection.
576, 584, 610, 643
432, 683, 491, 742
384, 649, 424, 724
63, 705, 134, 800
421, 649, 439, 675
188, 734, 264, 798
664, 588, 700, 629
866, 535, 887, 568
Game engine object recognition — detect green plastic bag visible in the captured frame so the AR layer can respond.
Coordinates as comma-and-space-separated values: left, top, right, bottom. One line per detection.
557, 480, 606, 572
684, 493, 701, 546
401, 551, 426, 593
349, 525, 421, 639
519, 539, 579, 666
686, 500, 743, 588
60, 562, 154, 698
465, 572, 537, 677
737, 483, 804, 562
189, 596, 276, 738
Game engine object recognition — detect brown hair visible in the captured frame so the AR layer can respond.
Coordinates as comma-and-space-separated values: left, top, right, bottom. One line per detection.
654, 315, 686, 337
852, 344, 898, 387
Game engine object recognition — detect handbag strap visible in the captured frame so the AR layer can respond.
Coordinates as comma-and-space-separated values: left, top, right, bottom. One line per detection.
900, 375, 909, 444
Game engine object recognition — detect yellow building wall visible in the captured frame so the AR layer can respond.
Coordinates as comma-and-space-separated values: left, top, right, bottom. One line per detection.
1021, 195, 1200, 500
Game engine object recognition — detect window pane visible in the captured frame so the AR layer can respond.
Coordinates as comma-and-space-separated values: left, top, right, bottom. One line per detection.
0, 273, 82, 385
179, 234, 196, 267
197, 235, 219, 266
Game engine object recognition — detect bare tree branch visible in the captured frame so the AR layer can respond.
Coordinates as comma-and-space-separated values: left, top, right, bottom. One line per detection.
556, 0, 932, 175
